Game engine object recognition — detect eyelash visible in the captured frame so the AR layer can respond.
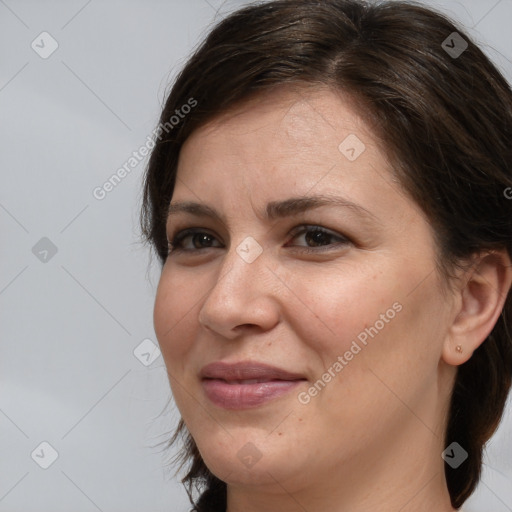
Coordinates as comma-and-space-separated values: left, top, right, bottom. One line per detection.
167, 225, 350, 255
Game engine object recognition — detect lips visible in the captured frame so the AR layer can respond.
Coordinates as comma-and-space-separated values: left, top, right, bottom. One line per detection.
200, 361, 307, 409
200, 360, 306, 382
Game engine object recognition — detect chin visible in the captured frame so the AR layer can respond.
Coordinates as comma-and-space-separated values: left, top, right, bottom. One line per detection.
197, 429, 310, 487
203, 450, 288, 488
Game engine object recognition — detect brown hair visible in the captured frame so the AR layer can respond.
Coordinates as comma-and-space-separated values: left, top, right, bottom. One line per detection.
140, 0, 512, 510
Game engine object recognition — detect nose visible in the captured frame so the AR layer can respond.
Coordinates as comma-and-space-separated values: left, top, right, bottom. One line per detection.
197, 242, 280, 339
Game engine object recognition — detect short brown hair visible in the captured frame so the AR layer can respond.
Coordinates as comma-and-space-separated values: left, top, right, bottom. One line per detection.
140, 1, 512, 510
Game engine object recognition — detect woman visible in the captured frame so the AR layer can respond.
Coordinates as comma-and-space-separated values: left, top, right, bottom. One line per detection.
140, 0, 512, 510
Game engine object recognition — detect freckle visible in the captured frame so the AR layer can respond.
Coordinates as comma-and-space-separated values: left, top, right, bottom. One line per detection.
278, 432, 282, 436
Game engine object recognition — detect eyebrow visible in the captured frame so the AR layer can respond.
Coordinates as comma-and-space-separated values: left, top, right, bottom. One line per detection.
166, 194, 380, 225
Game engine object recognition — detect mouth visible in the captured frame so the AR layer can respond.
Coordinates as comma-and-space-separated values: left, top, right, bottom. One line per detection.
205, 378, 302, 384
201, 376, 307, 409
200, 360, 306, 381
199, 360, 307, 409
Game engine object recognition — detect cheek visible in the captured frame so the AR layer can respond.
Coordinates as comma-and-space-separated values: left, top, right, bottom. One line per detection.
153, 267, 200, 366
278, 263, 398, 357
153, 270, 205, 417
286, 268, 435, 436
280, 259, 441, 404
308, 268, 446, 411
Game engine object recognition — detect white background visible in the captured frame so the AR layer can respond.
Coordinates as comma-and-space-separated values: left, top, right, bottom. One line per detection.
0, 1, 511, 511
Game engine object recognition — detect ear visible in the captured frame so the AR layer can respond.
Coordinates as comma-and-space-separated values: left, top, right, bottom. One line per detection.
442, 249, 512, 366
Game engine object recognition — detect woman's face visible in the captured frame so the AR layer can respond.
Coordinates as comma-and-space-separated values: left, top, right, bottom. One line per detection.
153, 86, 458, 502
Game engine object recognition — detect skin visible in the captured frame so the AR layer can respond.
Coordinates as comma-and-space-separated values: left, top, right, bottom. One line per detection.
153, 84, 512, 512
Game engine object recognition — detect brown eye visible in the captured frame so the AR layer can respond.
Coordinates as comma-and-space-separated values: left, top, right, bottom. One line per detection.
168, 229, 223, 253
286, 225, 350, 252
304, 228, 334, 247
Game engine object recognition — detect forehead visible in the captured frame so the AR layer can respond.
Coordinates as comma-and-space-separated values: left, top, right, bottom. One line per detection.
177, 85, 389, 190
184, 84, 374, 150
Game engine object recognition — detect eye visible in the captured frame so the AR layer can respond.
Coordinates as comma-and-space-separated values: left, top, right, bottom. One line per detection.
167, 224, 350, 257
168, 228, 223, 254
285, 225, 350, 253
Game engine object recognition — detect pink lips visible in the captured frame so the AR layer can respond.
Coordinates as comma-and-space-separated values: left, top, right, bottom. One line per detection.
200, 361, 307, 409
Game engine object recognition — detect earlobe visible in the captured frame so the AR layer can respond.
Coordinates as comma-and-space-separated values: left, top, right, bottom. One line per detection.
442, 250, 512, 367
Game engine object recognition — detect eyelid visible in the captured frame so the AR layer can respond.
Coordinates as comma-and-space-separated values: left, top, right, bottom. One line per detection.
167, 224, 350, 255
167, 223, 346, 241
166, 221, 221, 241
168, 227, 224, 251
287, 224, 348, 241
284, 224, 350, 253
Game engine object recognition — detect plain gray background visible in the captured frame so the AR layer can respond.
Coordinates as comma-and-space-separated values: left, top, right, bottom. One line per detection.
0, 0, 511, 511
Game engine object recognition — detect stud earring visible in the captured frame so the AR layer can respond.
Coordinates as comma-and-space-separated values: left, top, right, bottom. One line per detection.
456, 345, 463, 353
